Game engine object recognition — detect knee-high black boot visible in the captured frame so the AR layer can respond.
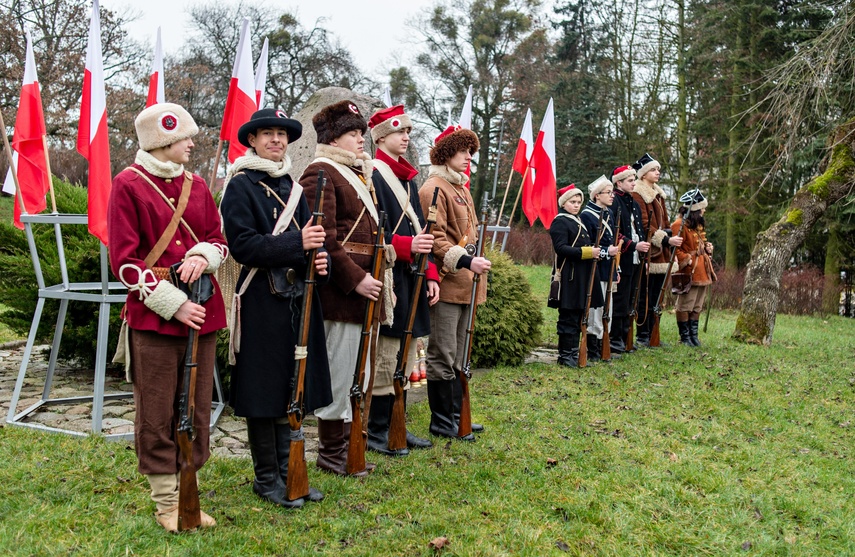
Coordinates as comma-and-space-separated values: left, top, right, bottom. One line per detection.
452, 371, 484, 434
403, 390, 432, 449
558, 334, 579, 367
273, 420, 323, 503
367, 394, 409, 457
609, 316, 626, 354
586, 334, 601, 362
427, 379, 473, 440
689, 319, 702, 347
246, 418, 303, 508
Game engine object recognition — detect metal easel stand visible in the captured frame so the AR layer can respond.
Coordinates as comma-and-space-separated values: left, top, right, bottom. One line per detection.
488, 224, 511, 253
4, 213, 225, 440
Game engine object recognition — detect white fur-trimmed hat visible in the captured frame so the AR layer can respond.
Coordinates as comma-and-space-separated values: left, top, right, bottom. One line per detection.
134, 103, 198, 151
368, 104, 413, 143
587, 175, 612, 197
558, 183, 584, 206
611, 164, 635, 184
632, 152, 660, 180
679, 188, 708, 211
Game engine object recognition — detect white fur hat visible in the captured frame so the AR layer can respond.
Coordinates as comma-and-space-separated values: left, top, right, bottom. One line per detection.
134, 103, 199, 151
587, 175, 612, 197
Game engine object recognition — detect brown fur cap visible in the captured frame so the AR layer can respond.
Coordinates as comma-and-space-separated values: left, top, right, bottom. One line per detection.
429, 125, 480, 166
312, 100, 368, 144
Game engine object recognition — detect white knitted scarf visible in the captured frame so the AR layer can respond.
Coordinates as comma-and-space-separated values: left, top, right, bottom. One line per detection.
135, 149, 184, 178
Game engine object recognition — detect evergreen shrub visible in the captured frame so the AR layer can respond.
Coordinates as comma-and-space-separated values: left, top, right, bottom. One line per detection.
472, 247, 543, 367
0, 180, 122, 367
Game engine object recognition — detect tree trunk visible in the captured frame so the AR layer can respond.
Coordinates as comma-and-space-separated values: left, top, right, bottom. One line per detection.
822, 220, 841, 315
733, 121, 855, 344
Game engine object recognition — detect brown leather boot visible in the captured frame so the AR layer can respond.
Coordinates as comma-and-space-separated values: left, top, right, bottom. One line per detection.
316, 418, 349, 475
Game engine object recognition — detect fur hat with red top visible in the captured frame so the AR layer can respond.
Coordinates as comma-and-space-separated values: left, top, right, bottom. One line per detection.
611, 164, 635, 184
134, 102, 198, 151
429, 125, 480, 166
558, 183, 584, 206
312, 100, 368, 145
368, 104, 413, 143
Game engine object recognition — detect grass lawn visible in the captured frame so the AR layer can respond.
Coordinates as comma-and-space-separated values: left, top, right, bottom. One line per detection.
1, 266, 854, 556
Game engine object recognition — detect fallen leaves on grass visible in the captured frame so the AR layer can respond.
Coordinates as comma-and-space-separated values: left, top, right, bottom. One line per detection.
429, 536, 450, 550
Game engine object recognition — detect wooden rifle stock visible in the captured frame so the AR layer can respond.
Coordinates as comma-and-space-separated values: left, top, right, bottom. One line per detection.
177, 280, 202, 531
286, 170, 325, 502
459, 195, 489, 438
388, 187, 440, 452
601, 209, 622, 362
650, 202, 690, 347
579, 207, 606, 368
347, 211, 387, 475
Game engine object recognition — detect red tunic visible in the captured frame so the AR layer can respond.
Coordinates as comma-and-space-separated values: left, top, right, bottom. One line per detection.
107, 164, 227, 336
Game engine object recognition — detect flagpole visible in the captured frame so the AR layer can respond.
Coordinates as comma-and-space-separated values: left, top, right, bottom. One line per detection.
0, 109, 28, 219
495, 169, 515, 225
209, 139, 224, 192
42, 135, 57, 213
507, 167, 530, 228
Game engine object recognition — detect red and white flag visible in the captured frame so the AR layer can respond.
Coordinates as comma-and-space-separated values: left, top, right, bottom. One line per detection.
458, 85, 474, 182
459, 85, 473, 129
220, 18, 257, 163
512, 108, 537, 225
3, 151, 19, 196
512, 109, 533, 175
77, 0, 111, 244
527, 98, 557, 228
145, 27, 165, 107
254, 37, 268, 108
10, 32, 51, 229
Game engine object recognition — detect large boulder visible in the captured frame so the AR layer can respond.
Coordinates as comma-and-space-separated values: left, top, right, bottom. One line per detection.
289, 87, 421, 183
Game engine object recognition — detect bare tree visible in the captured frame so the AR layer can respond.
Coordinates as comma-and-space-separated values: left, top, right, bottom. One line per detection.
734, 2, 855, 344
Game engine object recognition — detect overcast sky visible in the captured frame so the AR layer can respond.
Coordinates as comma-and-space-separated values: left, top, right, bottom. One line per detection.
99, 0, 436, 83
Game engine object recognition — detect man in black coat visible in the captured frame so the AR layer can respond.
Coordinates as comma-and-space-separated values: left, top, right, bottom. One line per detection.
608, 165, 650, 354
220, 109, 333, 509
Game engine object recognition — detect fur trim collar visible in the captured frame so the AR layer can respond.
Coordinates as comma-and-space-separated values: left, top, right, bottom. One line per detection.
633, 180, 667, 204
428, 165, 468, 186
135, 149, 184, 179
314, 144, 372, 177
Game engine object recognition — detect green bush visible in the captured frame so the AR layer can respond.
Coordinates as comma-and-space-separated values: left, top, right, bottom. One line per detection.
0, 180, 122, 367
472, 247, 543, 367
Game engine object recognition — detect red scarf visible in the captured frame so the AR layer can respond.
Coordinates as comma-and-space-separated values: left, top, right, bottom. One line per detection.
376, 149, 418, 181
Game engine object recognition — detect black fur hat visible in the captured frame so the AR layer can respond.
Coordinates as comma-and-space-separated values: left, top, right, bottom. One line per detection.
312, 100, 368, 144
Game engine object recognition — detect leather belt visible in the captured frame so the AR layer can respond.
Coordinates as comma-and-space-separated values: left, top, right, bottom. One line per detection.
342, 242, 373, 256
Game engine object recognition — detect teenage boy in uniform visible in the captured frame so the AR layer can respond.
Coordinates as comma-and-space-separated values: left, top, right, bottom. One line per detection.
608, 165, 650, 354
365, 104, 438, 455
418, 125, 490, 441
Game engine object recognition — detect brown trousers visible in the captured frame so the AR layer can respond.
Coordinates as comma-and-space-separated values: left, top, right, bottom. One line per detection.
427, 301, 468, 381
129, 329, 215, 475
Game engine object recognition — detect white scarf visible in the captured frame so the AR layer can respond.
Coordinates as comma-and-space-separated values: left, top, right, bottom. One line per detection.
135, 149, 184, 178
222, 149, 293, 201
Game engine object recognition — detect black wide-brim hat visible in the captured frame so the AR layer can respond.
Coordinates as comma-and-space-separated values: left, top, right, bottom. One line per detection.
238, 108, 303, 147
